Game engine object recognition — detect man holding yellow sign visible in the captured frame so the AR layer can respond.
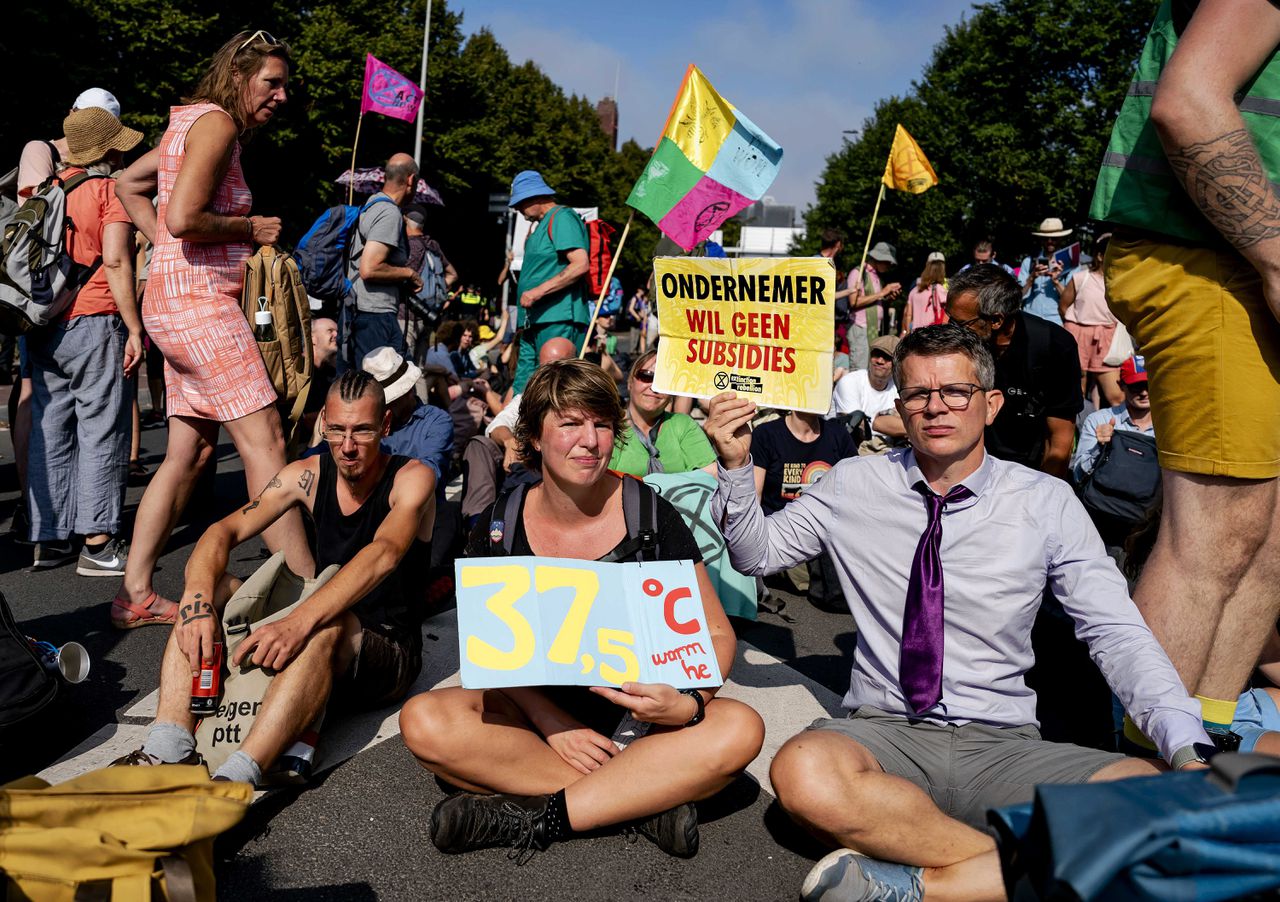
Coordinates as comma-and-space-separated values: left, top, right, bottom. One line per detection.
399, 359, 763, 862
652, 256, 835, 414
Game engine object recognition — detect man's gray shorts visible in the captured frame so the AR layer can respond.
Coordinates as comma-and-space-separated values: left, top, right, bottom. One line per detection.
807, 706, 1127, 828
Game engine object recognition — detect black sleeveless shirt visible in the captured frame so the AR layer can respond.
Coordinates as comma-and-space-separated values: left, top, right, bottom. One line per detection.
312, 454, 431, 653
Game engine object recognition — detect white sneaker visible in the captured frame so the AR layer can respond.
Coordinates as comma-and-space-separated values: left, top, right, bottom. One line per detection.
801, 849, 924, 902
77, 538, 128, 577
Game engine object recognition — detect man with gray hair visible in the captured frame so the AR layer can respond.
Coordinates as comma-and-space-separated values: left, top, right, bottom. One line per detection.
703, 323, 1208, 902
344, 153, 423, 370
945, 263, 1081, 478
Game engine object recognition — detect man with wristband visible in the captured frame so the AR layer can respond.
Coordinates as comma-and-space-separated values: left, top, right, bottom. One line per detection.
705, 324, 1211, 902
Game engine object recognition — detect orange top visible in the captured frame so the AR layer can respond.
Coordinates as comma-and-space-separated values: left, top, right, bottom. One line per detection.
61, 167, 132, 319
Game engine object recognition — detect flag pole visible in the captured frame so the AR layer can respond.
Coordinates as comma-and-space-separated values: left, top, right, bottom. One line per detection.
413, 0, 433, 166
580, 210, 633, 358
854, 132, 895, 297
853, 181, 887, 297
347, 113, 365, 206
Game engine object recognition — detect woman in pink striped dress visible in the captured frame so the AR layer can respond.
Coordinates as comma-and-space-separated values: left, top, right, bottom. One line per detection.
114, 31, 313, 627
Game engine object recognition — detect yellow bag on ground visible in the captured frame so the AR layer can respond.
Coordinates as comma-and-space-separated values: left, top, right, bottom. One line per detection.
0, 764, 251, 902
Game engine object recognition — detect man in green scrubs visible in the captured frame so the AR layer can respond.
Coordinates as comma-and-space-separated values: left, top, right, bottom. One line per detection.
509, 170, 589, 392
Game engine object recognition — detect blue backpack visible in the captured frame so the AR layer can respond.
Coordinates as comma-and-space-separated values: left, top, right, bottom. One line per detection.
293, 197, 394, 304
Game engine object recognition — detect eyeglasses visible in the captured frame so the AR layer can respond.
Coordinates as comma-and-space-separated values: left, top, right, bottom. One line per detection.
949, 313, 990, 330
237, 30, 278, 51
900, 383, 985, 412
320, 427, 380, 444
634, 369, 656, 383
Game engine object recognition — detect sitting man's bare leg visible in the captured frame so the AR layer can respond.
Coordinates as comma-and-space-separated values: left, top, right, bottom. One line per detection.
771, 728, 1163, 902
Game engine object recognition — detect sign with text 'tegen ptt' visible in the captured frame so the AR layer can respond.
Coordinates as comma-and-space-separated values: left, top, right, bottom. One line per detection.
456, 557, 723, 690
654, 256, 834, 413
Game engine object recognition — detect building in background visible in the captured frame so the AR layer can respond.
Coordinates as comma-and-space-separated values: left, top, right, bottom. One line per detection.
596, 97, 618, 151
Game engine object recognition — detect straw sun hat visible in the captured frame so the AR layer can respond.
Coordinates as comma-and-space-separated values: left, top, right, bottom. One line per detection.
62, 107, 143, 166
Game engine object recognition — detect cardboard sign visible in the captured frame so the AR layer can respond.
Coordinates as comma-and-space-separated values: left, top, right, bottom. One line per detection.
455, 557, 723, 690
653, 256, 834, 413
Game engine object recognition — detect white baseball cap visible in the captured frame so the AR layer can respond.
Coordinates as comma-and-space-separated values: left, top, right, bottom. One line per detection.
72, 88, 121, 119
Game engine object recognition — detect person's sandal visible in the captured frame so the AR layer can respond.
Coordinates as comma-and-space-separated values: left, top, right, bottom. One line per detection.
110, 591, 178, 629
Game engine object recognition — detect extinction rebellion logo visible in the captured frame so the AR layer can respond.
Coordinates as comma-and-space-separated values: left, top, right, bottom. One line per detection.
714, 372, 763, 394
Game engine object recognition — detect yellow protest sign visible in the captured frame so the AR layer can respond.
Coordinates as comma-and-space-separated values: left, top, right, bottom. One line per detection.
653, 256, 834, 413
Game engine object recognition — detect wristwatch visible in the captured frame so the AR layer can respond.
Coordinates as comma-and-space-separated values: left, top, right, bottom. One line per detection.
1170, 743, 1217, 769
678, 688, 706, 727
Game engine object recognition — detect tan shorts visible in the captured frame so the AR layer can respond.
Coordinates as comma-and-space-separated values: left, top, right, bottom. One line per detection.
808, 707, 1124, 828
1105, 235, 1280, 479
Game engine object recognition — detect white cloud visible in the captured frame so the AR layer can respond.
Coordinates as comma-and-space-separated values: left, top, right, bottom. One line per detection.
460, 0, 967, 212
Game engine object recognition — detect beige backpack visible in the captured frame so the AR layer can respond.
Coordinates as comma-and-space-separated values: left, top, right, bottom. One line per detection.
240, 245, 313, 436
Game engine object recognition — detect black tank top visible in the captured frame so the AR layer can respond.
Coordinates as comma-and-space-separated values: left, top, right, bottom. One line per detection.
313, 454, 431, 652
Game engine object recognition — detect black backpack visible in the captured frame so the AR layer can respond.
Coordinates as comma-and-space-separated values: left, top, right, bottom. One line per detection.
0, 590, 57, 730
1079, 430, 1161, 530
489, 475, 660, 562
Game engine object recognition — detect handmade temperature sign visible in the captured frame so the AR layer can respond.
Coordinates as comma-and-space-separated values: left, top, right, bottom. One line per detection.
454, 557, 723, 690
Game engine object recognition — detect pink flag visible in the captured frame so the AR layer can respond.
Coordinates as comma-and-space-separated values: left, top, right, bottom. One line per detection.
360, 54, 424, 122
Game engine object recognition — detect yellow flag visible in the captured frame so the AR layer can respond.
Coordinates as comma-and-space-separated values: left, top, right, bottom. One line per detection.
882, 124, 938, 194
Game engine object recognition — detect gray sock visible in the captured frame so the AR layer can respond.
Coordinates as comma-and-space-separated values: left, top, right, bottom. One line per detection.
213, 750, 262, 786
142, 722, 197, 763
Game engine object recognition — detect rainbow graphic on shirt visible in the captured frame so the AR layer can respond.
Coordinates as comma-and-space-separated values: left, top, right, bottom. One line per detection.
627, 65, 783, 252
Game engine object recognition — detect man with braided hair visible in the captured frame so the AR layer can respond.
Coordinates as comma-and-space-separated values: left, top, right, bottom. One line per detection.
112, 371, 437, 784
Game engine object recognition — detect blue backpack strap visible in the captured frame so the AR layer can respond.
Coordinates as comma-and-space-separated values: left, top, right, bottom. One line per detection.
601, 474, 659, 563
489, 482, 528, 555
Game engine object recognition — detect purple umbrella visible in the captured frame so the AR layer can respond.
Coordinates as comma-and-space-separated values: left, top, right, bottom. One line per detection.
336, 167, 444, 206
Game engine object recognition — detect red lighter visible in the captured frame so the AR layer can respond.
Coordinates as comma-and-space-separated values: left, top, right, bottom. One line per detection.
190, 641, 223, 716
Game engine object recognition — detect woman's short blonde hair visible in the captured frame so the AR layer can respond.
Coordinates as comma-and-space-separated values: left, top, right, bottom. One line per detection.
514, 359, 628, 468
184, 31, 292, 134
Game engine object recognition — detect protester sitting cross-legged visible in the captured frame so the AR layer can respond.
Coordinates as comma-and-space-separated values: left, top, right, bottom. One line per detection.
112, 372, 436, 783
1071, 355, 1154, 485
112, 30, 314, 628
703, 324, 1211, 902
399, 359, 764, 860
25, 106, 145, 575
609, 349, 717, 478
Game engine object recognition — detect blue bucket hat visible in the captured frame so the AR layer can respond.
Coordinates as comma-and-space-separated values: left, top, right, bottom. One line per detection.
509, 170, 556, 208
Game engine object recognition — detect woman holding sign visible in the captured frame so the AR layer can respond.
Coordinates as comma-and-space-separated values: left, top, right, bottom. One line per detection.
400, 359, 763, 861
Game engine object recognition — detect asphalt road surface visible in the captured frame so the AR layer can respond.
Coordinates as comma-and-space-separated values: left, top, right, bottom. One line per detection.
0, 406, 864, 901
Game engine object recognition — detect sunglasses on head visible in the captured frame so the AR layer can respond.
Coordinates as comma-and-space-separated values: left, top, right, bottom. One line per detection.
237, 29, 279, 51
634, 369, 656, 383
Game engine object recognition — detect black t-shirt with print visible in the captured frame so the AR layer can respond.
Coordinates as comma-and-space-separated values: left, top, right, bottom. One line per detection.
987, 312, 1082, 470
752, 417, 857, 515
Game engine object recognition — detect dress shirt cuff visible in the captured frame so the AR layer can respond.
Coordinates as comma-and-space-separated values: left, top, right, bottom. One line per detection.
709, 456, 755, 524
1146, 711, 1213, 764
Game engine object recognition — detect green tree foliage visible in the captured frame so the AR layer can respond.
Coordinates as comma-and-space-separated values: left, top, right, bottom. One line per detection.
1, 0, 659, 290
800, 0, 1153, 279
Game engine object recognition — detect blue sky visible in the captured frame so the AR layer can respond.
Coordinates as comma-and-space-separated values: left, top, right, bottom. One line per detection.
455, 0, 973, 212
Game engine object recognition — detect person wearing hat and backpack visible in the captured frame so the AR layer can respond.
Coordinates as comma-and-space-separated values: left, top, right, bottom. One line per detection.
847, 241, 902, 371
24, 106, 146, 574
1019, 217, 1073, 325
507, 170, 590, 394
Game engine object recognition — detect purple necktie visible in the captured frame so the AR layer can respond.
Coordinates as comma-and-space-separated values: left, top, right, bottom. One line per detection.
900, 483, 973, 714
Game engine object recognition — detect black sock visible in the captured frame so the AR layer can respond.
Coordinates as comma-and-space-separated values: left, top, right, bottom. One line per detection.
84, 538, 108, 552
543, 789, 575, 842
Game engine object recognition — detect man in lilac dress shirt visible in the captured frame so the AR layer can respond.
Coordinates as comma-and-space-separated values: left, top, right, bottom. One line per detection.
704, 324, 1210, 902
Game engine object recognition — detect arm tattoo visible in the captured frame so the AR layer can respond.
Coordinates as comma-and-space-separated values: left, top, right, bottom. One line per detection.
180, 599, 214, 625
1166, 128, 1280, 249
298, 469, 315, 497
266, 474, 282, 490
241, 499, 260, 516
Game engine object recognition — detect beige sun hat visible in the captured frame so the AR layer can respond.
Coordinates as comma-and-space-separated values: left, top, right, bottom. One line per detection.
1031, 217, 1072, 238
361, 346, 422, 403
62, 107, 142, 166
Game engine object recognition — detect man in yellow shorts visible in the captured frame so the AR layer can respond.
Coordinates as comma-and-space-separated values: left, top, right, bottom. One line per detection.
1090, 0, 1280, 751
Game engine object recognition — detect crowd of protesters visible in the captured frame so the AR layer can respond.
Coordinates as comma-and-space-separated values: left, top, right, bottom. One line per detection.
6, 7, 1280, 901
